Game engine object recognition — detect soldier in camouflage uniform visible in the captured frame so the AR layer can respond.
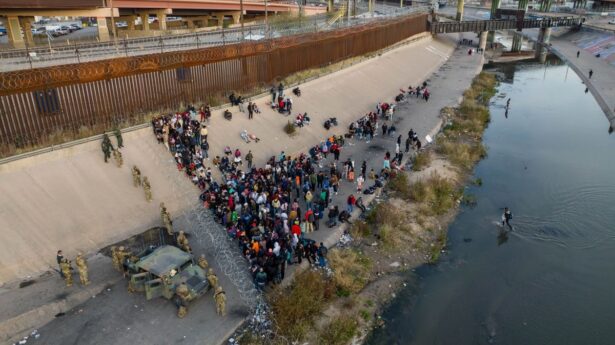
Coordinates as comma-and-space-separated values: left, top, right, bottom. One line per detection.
116, 246, 131, 277
197, 254, 208, 270
114, 128, 124, 148
113, 149, 123, 168
175, 282, 190, 318
214, 286, 226, 316
101, 134, 113, 163
75, 252, 90, 286
110, 246, 121, 271
207, 268, 218, 291
176, 231, 191, 253
142, 177, 152, 202
160, 202, 173, 234
60, 258, 73, 287
132, 166, 141, 187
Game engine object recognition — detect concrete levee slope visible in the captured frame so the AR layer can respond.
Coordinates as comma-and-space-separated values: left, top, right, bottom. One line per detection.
0, 33, 456, 284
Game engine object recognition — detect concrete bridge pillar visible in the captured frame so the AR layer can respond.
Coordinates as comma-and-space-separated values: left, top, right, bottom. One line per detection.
232, 12, 241, 24
216, 14, 225, 27
539, 0, 552, 12
126, 15, 136, 30
186, 19, 195, 29
488, 0, 501, 43
456, 0, 464, 21
96, 17, 110, 41
140, 12, 150, 31
478, 31, 488, 52
538, 27, 551, 44
19, 17, 35, 46
6, 16, 25, 48
156, 10, 167, 30
511, 32, 522, 52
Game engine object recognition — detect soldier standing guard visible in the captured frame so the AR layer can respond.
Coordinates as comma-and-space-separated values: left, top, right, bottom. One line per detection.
116, 246, 131, 277
207, 268, 218, 290
176, 231, 191, 253
60, 258, 73, 287
110, 246, 121, 271
114, 128, 124, 148
101, 134, 113, 163
197, 254, 208, 270
56, 250, 65, 278
214, 286, 226, 316
175, 282, 190, 318
132, 166, 141, 187
113, 149, 123, 168
143, 177, 152, 202
75, 253, 90, 286
160, 202, 173, 234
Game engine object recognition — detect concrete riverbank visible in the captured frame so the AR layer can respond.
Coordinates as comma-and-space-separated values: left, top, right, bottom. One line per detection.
549, 34, 615, 130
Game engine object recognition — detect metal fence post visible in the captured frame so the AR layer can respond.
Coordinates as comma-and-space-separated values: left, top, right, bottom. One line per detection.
159, 36, 164, 54
124, 37, 129, 57
195, 33, 200, 49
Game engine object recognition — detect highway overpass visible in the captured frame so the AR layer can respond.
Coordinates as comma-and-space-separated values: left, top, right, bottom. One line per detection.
0, 0, 326, 48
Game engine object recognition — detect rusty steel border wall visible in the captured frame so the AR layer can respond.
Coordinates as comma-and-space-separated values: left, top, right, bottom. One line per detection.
0, 13, 428, 151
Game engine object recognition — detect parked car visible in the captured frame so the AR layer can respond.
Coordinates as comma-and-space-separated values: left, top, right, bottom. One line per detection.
0, 26, 6, 36
69, 23, 82, 30
60, 25, 75, 33
31, 27, 46, 35
608, 20, 615, 25
50, 29, 68, 37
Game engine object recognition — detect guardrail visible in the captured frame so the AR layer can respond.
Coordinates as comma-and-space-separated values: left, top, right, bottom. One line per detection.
430, 16, 583, 33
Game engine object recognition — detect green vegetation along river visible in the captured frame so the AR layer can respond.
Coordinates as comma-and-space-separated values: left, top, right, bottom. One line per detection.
367, 56, 615, 345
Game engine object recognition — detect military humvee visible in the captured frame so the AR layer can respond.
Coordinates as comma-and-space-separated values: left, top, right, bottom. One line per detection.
125, 245, 210, 302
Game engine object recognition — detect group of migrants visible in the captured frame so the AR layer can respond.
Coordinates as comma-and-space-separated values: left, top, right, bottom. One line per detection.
145, 81, 430, 293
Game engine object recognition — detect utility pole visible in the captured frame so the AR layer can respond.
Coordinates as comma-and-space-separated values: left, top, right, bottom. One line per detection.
265, 0, 268, 38
240, 0, 245, 40
110, 0, 117, 41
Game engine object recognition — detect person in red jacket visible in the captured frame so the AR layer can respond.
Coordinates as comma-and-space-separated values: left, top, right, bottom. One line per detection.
291, 220, 302, 237
347, 194, 356, 213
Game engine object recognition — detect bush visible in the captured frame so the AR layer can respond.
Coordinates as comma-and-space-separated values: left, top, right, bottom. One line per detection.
318, 315, 359, 345
410, 173, 460, 215
350, 220, 371, 239
365, 202, 404, 227
269, 270, 334, 341
387, 173, 412, 199
412, 150, 432, 171
328, 248, 372, 294
437, 138, 486, 170
284, 120, 297, 136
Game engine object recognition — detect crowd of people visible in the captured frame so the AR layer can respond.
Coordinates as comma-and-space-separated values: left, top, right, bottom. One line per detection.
150, 83, 428, 289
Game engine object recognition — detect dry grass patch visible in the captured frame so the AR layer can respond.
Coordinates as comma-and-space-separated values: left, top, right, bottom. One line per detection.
387, 172, 412, 200
328, 248, 372, 295
437, 138, 486, 170
412, 150, 432, 171
317, 315, 359, 345
268, 270, 335, 341
410, 172, 461, 216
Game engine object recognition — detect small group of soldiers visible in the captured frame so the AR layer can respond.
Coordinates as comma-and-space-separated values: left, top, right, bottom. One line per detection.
56, 250, 89, 287
174, 259, 225, 318
110, 245, 132, 277
132, 165, 152, 202
101, 129, 124, 167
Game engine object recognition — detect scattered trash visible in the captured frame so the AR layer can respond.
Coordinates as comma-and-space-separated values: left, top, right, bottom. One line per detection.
34, 334, 40, 339
107, 288, 111, 292
389, 262, 400, 268
403, 283, 407, 287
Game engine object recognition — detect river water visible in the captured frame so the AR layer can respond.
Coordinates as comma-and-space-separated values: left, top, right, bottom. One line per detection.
367, 57, 615, 345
